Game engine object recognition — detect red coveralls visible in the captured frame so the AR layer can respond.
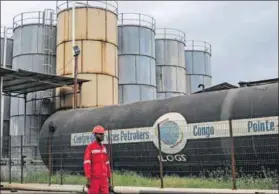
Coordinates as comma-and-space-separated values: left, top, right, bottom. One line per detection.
84, 141, 111, 194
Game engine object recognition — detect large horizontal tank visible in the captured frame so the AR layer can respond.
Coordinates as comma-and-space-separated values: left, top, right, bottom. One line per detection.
155, 28, 187, 99
55, 1, 118, 110
185, 40, 212, 93
0, 26, 13, 157
10, 10, 57, 159
118, 13, 156, 104
39, 82, 278, 176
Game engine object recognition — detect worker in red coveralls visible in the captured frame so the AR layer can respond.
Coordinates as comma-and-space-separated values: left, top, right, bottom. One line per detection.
84, 125, 112, 194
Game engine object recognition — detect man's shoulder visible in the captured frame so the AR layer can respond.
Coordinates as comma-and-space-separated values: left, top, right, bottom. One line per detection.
86, 141, 95, 148
87, 141, 107, 149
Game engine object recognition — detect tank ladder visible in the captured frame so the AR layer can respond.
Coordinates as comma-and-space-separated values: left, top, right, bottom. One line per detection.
42, 9, 55, 98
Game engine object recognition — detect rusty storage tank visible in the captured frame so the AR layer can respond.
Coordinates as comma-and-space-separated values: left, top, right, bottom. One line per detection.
155, 28, 187, 99
55, 1, 118, 110
10, 10, 56, 158
185, 40, 212, 93
0, 26, 13, 157
39, 82, 278, 176
118, 13, 156, 104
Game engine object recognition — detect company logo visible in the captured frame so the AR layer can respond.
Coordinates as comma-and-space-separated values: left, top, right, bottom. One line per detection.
152, 112, 188, 155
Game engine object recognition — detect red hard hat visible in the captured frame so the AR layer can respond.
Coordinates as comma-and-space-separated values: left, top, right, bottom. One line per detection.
92, 125, 105, 134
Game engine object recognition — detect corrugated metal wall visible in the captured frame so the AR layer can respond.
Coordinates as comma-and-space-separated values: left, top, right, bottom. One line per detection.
118, 13, 156, 104
0, 27, 13, 157
55, 1, 118, 109
155, 28, 187, 99
9, 10, 56, 158
185, 40, 212, 93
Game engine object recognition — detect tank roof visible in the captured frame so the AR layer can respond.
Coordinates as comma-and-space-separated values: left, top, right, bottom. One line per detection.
56, 1, 118, 15
155, 28, 186, 44
194, 82, 238, 94
238, 78, 279, 87
185, 40, 212, 55
0, 26, 13, 39
118, 13, 156, 31
13, 9, 57, 30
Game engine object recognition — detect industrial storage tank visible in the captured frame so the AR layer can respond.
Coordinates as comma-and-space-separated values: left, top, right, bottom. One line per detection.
118, 13, 156, 104
0, 26, 13, 157
55, 1, 118, 110
10, 10, 57, 158
185, 40, 212, 93
155, 28, 187, 99
39, 82, 278, 176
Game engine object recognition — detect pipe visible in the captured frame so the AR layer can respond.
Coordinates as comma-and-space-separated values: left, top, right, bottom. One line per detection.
72, 1, 76, 109
114, 186, 279, 194
0, 184, 278, 194
0, 26, 7, 158
1, 183, 88, 193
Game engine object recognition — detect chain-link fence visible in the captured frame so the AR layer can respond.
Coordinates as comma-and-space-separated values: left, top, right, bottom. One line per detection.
0, 117, 278, 190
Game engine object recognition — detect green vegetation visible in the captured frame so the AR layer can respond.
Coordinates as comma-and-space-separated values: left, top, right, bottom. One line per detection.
7, 171, 277, 190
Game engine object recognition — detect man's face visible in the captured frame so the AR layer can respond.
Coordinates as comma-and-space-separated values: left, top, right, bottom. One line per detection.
95, 133, 104, 142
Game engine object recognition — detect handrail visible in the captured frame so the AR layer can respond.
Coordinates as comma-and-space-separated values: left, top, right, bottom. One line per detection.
155, 28, 186, 43
56, 0, 118, 15
0, 26, 13, 39
118, 13, 156, 31
13, 9, 57, 30
185, 40, 212, 55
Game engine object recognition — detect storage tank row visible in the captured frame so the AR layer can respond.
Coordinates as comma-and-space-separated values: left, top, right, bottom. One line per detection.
54, 1, 213, 107
5, 2, 214, 111
4, 1, 213, 159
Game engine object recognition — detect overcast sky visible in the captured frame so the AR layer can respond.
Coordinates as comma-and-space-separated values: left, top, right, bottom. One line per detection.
1, 1, 278, 86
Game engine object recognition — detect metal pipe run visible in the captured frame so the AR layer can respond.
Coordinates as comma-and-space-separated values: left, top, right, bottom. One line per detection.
0, 26, 8, 158
0, 184, 278, 194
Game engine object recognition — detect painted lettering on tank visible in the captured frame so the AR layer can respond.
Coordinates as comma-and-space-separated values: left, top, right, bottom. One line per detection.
248, 120, 275, 133
73, 134, 91, 145
193, 125, 214, 138
157, 154, 188, 163
120, 130, 150, 142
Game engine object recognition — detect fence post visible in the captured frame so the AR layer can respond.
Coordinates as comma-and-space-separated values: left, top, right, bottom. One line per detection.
20, 135, 23, 183
48, 132, 52, 185
60, 135, 63, 185
107, 127, 114, 188
157, 123, 164, 188
9, 135, 11, 184
229, 119, 237, 190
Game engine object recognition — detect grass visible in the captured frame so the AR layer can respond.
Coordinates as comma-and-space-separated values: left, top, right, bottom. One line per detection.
7, 170, 277, 190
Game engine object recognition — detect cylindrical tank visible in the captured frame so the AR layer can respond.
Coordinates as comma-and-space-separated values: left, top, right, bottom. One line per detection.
55, 1, 118, 110
155, 28, 187, 99
10, 10, 57, 158
0, 26, 13, 157
185, 40, 212, 93
39, 83, 278, 176
118, 13, 156, 104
